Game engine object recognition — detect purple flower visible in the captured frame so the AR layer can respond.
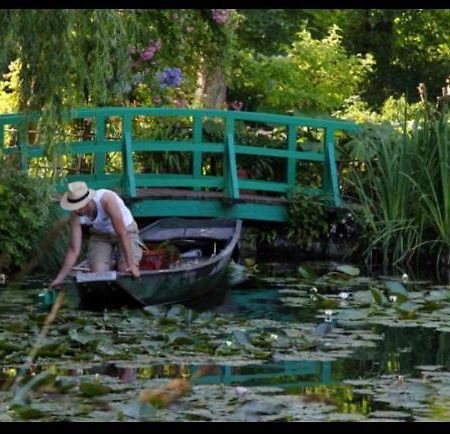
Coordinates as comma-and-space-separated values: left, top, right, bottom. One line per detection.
158, 67, 182, 88
211, 9, 230, 25
139, 39, 162, 62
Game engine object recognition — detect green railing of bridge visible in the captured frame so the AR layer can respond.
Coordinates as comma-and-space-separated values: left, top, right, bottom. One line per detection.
0, 107, 358, 222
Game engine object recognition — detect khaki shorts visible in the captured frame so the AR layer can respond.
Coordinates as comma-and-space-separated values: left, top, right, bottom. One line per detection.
87, 221, 143, 269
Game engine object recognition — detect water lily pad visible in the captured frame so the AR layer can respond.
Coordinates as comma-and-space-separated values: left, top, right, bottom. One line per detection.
335, 265, 360, 277
79, 381, 112, 397
384, 281, 409, 302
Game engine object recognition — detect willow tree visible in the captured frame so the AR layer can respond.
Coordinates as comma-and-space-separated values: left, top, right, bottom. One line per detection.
0, 9, 135, 155
0, 9, 237, 154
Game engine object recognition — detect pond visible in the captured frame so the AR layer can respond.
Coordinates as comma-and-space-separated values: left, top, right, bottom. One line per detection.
2, 261, 450, 421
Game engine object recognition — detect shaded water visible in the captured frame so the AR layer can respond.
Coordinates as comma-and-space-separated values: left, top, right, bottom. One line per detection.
2, 263, 450, 421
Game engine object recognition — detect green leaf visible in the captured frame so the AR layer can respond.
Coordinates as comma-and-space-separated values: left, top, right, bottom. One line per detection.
297, 264, 317, 280
79, 382, 112, 397
369, 287, 388, 305
384, 281, 409, 302
336, 265, 360, 276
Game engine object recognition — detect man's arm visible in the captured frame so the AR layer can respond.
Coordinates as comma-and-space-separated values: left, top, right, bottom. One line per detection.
50, 213, 82, 288
102, 193, 140, 278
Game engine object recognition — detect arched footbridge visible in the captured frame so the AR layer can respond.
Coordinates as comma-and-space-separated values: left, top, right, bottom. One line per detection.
0, 108, 358, 222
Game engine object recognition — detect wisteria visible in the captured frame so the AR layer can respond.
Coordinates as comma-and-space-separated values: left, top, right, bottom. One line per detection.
140, 39, 162, 62
211, 9, 230, 25
158, 67, 182, 88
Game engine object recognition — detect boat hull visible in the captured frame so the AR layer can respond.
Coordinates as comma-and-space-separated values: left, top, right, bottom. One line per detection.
73, 218, 241, 309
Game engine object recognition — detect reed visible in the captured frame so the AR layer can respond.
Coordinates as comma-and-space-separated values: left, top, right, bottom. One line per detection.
349, 109, 450, 270
347, 117, 421, 270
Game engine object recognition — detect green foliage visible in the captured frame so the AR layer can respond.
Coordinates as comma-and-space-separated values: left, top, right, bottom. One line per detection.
0, 10, 239, 154
0, 160, 53, 272
347, 109, 450, 269
333, 9, 450, 108
229, 25, 374, 115
286, 190, 330, 250
346, 121, 420, 268
0, 58, 19, 113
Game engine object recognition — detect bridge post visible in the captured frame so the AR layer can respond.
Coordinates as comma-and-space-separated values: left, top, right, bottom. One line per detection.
94, 113, 106, 181
323, 128, 340, 207
224, 114, 239, 201
192, 113, 203, 191
17, 123, 28, 171
287, 124, 298, 198
122, 114, 136, 198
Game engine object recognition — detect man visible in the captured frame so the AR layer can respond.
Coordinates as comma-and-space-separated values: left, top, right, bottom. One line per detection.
50, 181, 142, 288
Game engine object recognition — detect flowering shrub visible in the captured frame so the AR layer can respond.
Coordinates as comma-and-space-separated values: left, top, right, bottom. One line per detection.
140, 39, 162, 62
129, 39, 162, 67
158, 67, 182, 88
211, 9, 230, 25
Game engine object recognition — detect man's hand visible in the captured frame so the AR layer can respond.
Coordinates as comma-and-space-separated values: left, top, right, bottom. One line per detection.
126, 264, 140, 279
50, 277, 64, 289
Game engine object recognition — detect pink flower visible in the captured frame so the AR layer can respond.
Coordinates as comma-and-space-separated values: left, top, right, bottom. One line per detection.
211, 9, 230, 25
174, 99, 187, 107
230, 101, 243, 111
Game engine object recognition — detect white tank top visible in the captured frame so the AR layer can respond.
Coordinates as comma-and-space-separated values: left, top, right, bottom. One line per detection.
79, 189, 134, 233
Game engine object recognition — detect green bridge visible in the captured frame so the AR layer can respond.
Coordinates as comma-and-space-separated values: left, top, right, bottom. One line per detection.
0, 107, 358, 222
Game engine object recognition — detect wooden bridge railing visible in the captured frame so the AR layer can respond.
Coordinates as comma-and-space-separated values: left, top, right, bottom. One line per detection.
0, 107, 359, 221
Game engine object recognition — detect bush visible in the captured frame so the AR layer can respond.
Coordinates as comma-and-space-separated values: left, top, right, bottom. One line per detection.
0, 159, 53, 272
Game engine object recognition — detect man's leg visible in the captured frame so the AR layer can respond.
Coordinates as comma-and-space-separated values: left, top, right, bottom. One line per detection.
117, 222, 143, 272
87, 235, 113, 272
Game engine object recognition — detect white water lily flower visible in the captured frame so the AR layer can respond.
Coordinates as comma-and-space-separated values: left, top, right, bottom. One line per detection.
389, 295, 398, 303
402, 273, 409, 283
269, 333, 278, 340
339, 291, 350, 300
225, 341, 233, 347
310, 287, 318, 293
235, 386, 248, 397
324, 309, 333, 317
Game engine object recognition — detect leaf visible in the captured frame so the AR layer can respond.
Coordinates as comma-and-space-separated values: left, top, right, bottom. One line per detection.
119, 400, 156, 420
394, 301, 420, 319
353, 290, 374, 306
232, 329, 257, 351
143, 305, 166, 318
384, 281, 408, 302
336, 265, 360, 276
68, 328, 98, 345
11, 371, 56, 407
167, 330, 194, 346
336, 309, 369, 322
79, 382, 112, 397
369, 287, 388, 305
425, 289, 450, 302
10, 405, 46, 420
297, 265, 317, 280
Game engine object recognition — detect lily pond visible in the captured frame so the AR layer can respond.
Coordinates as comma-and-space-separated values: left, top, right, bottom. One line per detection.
2, 261, 450, 422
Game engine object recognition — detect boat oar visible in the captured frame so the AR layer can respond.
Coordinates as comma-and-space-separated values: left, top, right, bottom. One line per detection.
8, 286, 65, 394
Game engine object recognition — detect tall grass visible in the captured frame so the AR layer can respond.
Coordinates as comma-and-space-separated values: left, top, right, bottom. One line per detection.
348, 122, 420, 270
405, 111, 450, 265
347, 109, 450, 271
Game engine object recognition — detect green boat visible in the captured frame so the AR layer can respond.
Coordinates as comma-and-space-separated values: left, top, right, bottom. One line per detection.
71, 217, 242, 309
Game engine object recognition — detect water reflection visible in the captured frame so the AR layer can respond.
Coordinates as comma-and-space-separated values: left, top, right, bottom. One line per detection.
3, 266, 450, 421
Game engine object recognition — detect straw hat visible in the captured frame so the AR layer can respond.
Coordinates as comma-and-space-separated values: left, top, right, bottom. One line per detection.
60, 181, 95, 211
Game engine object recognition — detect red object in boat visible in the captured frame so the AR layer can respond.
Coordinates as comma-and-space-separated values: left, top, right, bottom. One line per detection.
139, 249, 167, 270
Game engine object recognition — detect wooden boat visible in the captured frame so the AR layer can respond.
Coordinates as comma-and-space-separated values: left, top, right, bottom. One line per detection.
71, 217, 242, 309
